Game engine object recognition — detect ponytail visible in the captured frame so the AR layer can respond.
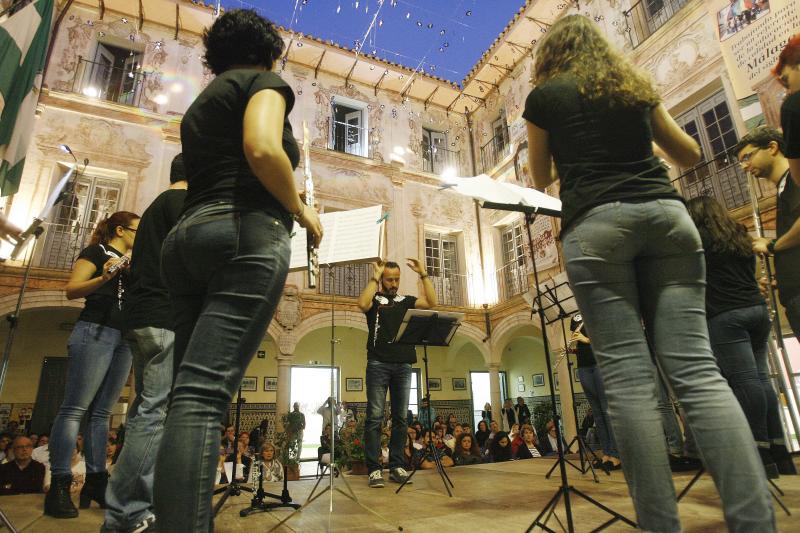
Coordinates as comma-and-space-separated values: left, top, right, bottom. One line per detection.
89, 211, 139, 245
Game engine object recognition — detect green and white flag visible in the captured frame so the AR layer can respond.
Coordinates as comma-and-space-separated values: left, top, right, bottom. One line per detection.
0, 0, 55, 197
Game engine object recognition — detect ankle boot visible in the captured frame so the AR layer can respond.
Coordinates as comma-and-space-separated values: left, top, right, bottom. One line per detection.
44, 473, 78, 518
79, 471, 109, 509
758, 447, 780, 479
770, 443, 798, 475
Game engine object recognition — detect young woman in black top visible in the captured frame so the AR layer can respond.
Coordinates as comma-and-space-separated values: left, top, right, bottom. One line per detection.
474, 420, 490, 450
45, 211, 139, 518
687, 196, 784, 478
152, 10, 322, 532
523, 15, 774, 532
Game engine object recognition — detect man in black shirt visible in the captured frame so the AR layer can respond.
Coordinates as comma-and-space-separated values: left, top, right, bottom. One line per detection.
102, 154, 187, 533
357, 259, 437, 488
775, 35, 800, 185
736, 128, 800, 342
0, 436, 44, 494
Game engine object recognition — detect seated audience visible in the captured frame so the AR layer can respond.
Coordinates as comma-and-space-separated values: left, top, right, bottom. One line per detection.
403, 435, 415, 470
0, 436, 44, 495
445, 414, 458, 436
220, 440, 252, 483
489, 431, 513, 463
260, 443, 283, 482
444, 424, 463, 451
239, 432, 254, 458
105, 439, 117, 474
539, 420, 566, 456
0, 434, 12, 463
475, 421, 491, 450
44, 444, 85, 495
453, 434, 482, 466
250, 419, 269, 451
414, 429, 454, 469
515, 426, 543, 459
461, 424, 471, 435
509, 423, 520, 443
32, 436, 49, 467
28, 434, 39, 448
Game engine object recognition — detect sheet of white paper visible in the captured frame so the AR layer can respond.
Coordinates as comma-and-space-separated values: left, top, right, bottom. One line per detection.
222, 461, 244, 482
290, 205, 385, 271
440, 174, 562, 213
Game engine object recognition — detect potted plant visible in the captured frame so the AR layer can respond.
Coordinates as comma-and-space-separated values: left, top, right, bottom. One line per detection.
336, 415, 369, 475
274, 411, 304, 480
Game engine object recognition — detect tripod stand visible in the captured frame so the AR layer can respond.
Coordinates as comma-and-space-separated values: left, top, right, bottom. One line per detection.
240, 458, 301, 517
394, 310, 462, 496
212, 387, 253, 518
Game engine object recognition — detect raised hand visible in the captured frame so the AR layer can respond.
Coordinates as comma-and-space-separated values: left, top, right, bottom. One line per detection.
373, 260, 386, 280
406, 258, 426, 276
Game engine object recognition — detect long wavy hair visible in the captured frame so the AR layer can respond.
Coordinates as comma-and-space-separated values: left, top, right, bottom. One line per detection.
686, 196, 752, 256
532, 15, 660, 109
89, 211, 139, 246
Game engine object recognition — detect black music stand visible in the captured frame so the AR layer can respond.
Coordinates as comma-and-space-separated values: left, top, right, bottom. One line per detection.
393, 309, 463, 497
212, 388, 253, 518
479, 200, 635, 533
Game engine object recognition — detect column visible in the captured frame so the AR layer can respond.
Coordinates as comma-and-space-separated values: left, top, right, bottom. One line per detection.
276, 354, 293, 427
488, 362, 502, 426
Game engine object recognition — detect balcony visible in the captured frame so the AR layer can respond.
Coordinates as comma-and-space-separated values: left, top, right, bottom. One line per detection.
328, 118, 369, 158
496, 259, 531, 303
671, 155, 752, 210
72, 57, 148, 109
429, 273, 467, 307
622, 0, 691, 49
421, 143, 461, 176
481, 126, 511, 174
319, 263, 371, 298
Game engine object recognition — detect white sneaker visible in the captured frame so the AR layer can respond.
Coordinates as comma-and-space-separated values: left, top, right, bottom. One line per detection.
368, 470, 385, 488
389, 467, 412, 484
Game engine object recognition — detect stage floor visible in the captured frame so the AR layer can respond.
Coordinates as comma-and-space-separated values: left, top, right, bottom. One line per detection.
3, 456, 798, 532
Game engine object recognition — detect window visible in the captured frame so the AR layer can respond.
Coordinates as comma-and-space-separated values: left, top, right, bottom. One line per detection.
38, 169, 125, 269
424, 231, 464, 306
674, 91, 750, 210
330, 98, 368, 157
422, 128, 457, 175
499, 221, 528, 299
409, 369, 421, 416
319, 263, 371, 297
469, 371, 508, 429
481, 113, 510, 172
78, 41, 145, 107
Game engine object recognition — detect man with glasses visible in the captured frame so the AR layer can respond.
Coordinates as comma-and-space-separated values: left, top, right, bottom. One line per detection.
0, 436, 45, 494
735, 127, 800, 342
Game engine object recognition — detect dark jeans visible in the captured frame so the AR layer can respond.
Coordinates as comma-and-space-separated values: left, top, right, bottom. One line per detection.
562, 199, 774, 532
50, 321, 132, 475
364, 359, 411, 473
577, 365, 618, 458
708, 304, 782, 446
153, 204, 290, 533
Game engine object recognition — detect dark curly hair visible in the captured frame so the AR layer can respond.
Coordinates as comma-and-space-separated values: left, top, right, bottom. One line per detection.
202, 9, 284, 75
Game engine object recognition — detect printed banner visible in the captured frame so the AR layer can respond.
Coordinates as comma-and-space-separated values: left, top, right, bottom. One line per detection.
528, 215, 559, 271
708, 0, 800, 99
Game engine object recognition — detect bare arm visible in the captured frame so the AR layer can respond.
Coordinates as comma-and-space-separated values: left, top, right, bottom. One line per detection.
753, 215, 800, 254
526, 122, 555, 191
65, 258, 120, 300
651, 103, 702, 168
357, 261, 384, 312
243, 89, 322, 245
407, 258, 437, 309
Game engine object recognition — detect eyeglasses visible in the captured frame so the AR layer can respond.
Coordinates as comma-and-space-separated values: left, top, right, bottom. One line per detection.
738, 147, 763, 166
123, 226, 138, 233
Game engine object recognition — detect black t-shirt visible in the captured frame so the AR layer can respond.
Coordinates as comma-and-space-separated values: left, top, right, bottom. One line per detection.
523, 76, 681, 232
0, 460, 44, 495
125, 188, 186, 331
364, 293, 418, 364
781, 91, 800, 159
775, 171, 800, 304
701, 241, 764, 318
575, 341, 596, 368
180, 69, 299, 228
76, 243, 127, 330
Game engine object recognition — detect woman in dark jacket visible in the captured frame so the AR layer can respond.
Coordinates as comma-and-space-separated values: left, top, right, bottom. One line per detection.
489, 431, 512, 463
474, 420, 491, 450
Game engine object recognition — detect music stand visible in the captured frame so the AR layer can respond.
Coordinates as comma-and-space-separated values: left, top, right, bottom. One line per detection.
393, 309, 463, 497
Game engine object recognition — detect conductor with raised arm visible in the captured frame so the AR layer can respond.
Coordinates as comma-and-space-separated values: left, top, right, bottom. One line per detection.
357, 259, 438, 488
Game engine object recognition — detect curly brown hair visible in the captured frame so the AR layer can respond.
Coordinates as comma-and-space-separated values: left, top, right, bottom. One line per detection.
686, 196, 752, 257
533, 15, 660, 109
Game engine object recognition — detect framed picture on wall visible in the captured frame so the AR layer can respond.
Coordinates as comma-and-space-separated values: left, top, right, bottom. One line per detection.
517, 375, 524, 383
263, 376, 278, 391
517, 383, 525, 392
346, 378, 363, 392
452, 378, 467, 391
553, 373, 560, 391
241, 376, 258, 391
532, 373, 545, 387
428, 378, 441, 391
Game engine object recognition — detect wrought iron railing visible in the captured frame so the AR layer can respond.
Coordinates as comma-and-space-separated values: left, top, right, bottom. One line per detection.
319, 263, 372, 297
670, 155, 752, 211
429, 273, 466, 307
496, 259, 530, 303
34, 221, 94, 270
622, 0, 691, 49
72, 56, 148, 108
421, 143, 461, 175
481, 126, 511, 173
328, 118, 369, 157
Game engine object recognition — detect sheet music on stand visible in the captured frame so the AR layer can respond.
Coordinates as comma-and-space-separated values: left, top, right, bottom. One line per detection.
289, 205, 386, 271
439, 173, 561, 217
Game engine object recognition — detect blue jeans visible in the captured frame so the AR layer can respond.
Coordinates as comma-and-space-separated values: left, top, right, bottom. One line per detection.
153, 204, 290, 533
104, 327, 174, 530
654, 370, 688, 456
563, 199, 775, 533
50, 321, 132, 475
708, 304, 782, 446
364, 360, 411, 473
576, 365, 618, 458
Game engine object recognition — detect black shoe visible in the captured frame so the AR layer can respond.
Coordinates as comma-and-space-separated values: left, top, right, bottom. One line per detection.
101, 515, 157, 533
602, 460, 622, 472
80, 471, 109, 509
44, 473, 78, 518
770, 443, 798, 475
668, 454, 702, 472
